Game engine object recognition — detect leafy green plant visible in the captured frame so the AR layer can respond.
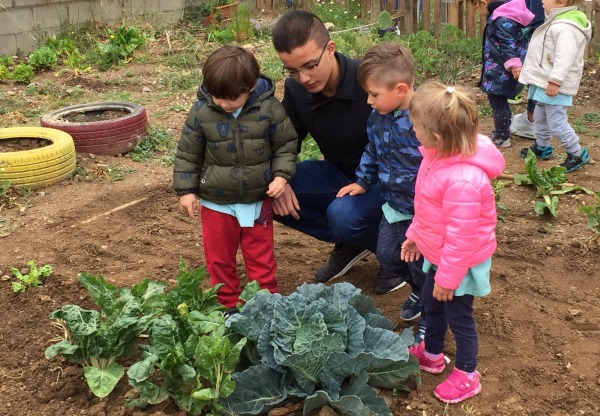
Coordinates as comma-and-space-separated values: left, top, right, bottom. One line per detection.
0, 55, 14, 66
231, 1, 254, 42
377, 11, 394, 29
491, 179, 509, 223
0, 64, 10, 81
45, 273, 165, 397
10, 63, 35, 83
126, 262, 242, 415
579, 191, 600, 247
28, 46, 58, 70
312, 0, 364, 30
223, 282, 420, 415
10, 260, 53, 293
95, 25, 147, 71
298, 136, 322, 162
513, 150, 594, 217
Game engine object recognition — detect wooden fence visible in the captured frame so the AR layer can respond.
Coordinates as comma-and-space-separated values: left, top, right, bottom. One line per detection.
264, 0, 600, 57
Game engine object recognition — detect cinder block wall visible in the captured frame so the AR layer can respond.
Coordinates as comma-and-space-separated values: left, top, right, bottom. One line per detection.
0, 0, 186, 55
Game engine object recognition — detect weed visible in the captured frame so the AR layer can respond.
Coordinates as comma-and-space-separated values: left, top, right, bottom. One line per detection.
95, 25, 147, 71
129, 126, 177, 163
0, 64, 10, 81
0, 55, 15, 66
492, 179, 509, 222
165, 52, 199, 68
478, 104, 493, 118
161, 69, 202, 92
74, 163, 135, 183
579, 191, 600, 248
10, 260, 53, 293
312, 0, 364, 30
572, 112, 600, 134
101, 91, 133, 102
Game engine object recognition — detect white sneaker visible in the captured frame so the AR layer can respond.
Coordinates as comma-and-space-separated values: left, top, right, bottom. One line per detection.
510, 112, 535, 139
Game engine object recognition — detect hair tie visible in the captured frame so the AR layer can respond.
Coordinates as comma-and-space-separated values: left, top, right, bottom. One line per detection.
446, 87, 455, 94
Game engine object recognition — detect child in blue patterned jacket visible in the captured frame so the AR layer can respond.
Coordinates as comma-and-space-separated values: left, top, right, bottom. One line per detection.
473, 0, 534, 149
337, 42, 426, 345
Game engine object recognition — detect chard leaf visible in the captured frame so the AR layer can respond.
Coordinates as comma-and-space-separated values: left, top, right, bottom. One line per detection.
44, 340, 79, 360
303, 372, 391, 416
534, 195, 559, 217
151, 315, 181, 358
49, 305, 100, 339
127, 378, 169, 405
188, 310, 225, 336
127, 356, 157, 382
223, 336, 248, 374
219, 374, 236, 397
191, 387, 219, 400
83, 362, 124, 398
79, 273, 119, 309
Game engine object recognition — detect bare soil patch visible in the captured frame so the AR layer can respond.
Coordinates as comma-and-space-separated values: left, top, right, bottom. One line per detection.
0, 34, 599, 416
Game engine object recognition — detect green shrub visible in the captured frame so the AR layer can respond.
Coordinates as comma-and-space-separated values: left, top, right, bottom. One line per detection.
0, 64, 9, 81
28, 46, 58, 70
11, 64, 35, 83
95, 25, 146, 71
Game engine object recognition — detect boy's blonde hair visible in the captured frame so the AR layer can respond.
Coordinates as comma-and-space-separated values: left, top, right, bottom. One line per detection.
357, 42, 414, 89
409, 81, 478, 158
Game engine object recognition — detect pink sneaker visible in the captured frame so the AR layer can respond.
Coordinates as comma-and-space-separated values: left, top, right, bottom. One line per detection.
408, 342, 446, 374
433, 368, 482, 404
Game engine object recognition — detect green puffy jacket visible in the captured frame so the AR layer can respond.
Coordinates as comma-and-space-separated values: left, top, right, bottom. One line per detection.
173, 76, 298, 204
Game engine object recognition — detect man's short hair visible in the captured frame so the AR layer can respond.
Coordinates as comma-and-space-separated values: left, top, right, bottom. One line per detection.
272, 10, 331, 53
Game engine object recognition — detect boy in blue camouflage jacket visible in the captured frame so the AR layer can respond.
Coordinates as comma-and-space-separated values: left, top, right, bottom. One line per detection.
337, 42, 426, 344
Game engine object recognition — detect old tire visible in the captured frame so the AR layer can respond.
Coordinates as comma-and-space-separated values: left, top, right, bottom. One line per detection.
40, 102, 148, 156
0, 127, 76, 189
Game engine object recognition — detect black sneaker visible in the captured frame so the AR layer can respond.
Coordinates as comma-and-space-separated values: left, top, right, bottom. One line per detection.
520, 143, 555, 159
373, 268, 407, 295
413, 325, 426, 347
400, 292, 422, 321
561, 148, 590, 173
314, 242, 370, 283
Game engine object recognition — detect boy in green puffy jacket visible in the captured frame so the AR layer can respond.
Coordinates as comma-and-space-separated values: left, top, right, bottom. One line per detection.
173, 45, 298, 309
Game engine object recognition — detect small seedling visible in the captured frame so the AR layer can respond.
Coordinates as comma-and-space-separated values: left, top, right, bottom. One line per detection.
11, 260, 53, 293
579, 191, 600, 248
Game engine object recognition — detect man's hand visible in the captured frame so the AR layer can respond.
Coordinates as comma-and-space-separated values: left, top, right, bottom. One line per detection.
546, 81, 560, 97
267, 177, 288, 198
272, 183, 301, 219
179, 194, 198, 218
337, 183, 366, 197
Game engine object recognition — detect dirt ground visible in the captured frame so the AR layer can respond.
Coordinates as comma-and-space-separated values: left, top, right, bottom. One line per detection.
1, 35, 599, 416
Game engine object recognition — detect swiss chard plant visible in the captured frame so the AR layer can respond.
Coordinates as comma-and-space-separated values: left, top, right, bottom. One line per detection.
514, 150, 594, 217
222, 282, 421, 416
11, 260, 53, 293
45, 273, 165, 397
126, 264, 244, 415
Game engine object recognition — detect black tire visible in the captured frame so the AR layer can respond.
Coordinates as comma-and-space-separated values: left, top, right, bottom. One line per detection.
40, 102, 148, 156
0, 127, 76, 189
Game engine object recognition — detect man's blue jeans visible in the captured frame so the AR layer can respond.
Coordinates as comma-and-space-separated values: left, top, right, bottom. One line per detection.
274, 160, 384, 253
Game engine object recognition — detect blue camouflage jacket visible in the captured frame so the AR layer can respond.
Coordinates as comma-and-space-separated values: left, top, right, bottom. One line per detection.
355, 109, 422, 216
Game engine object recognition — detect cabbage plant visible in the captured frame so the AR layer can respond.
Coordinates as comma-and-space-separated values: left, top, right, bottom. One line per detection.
223, 282, 421, 415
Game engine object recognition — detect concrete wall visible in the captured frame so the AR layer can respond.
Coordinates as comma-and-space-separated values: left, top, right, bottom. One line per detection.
0, 0, 186, 55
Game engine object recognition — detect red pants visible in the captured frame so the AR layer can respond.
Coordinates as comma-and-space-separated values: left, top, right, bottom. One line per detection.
200, 199, 278, 308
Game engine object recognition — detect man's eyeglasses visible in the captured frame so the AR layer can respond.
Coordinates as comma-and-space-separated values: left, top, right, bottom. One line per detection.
282, 43, 329, 78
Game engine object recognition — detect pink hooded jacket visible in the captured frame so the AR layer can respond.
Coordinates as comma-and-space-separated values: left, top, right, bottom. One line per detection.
405, 134, 505, 290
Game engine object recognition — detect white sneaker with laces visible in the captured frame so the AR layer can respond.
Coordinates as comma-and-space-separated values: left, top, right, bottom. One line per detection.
510, 112, 535, 139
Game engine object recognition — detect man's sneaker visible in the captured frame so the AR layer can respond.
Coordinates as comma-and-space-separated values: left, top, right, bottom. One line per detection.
561, 148, 591, 173
520, 143, 555, 159
507, 92, 522, 105
314, 242, 370, 283
492, 136, 511, 148
510, 112, 535, 139
400, 292, 422, 321
408, 342, 446, 374
413, 325, 426, 347
433, 368, 482, 404
373, 268, 406, 295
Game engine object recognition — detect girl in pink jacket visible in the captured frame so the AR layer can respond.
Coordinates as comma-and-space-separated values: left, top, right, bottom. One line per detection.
401, 81, 505, 404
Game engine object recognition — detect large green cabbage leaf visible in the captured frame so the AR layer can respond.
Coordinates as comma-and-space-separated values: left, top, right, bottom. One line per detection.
224, 282, 420, 414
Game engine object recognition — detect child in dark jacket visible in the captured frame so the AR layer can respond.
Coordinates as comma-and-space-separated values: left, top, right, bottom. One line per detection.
337, 42, 427, 345
473, 0, 534, 148
173, 46, 298, 309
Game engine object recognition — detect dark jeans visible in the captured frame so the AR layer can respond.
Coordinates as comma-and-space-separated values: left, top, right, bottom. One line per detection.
377, 217, 425, 292
274, 160, 384, 253
488, 93, 511, 139
422, 268, 478, 373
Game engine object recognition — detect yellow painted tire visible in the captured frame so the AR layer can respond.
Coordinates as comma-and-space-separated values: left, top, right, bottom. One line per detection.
0, 127, 76, 189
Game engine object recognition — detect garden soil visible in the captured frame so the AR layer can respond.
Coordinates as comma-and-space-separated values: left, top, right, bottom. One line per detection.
1, 38, 599, 416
